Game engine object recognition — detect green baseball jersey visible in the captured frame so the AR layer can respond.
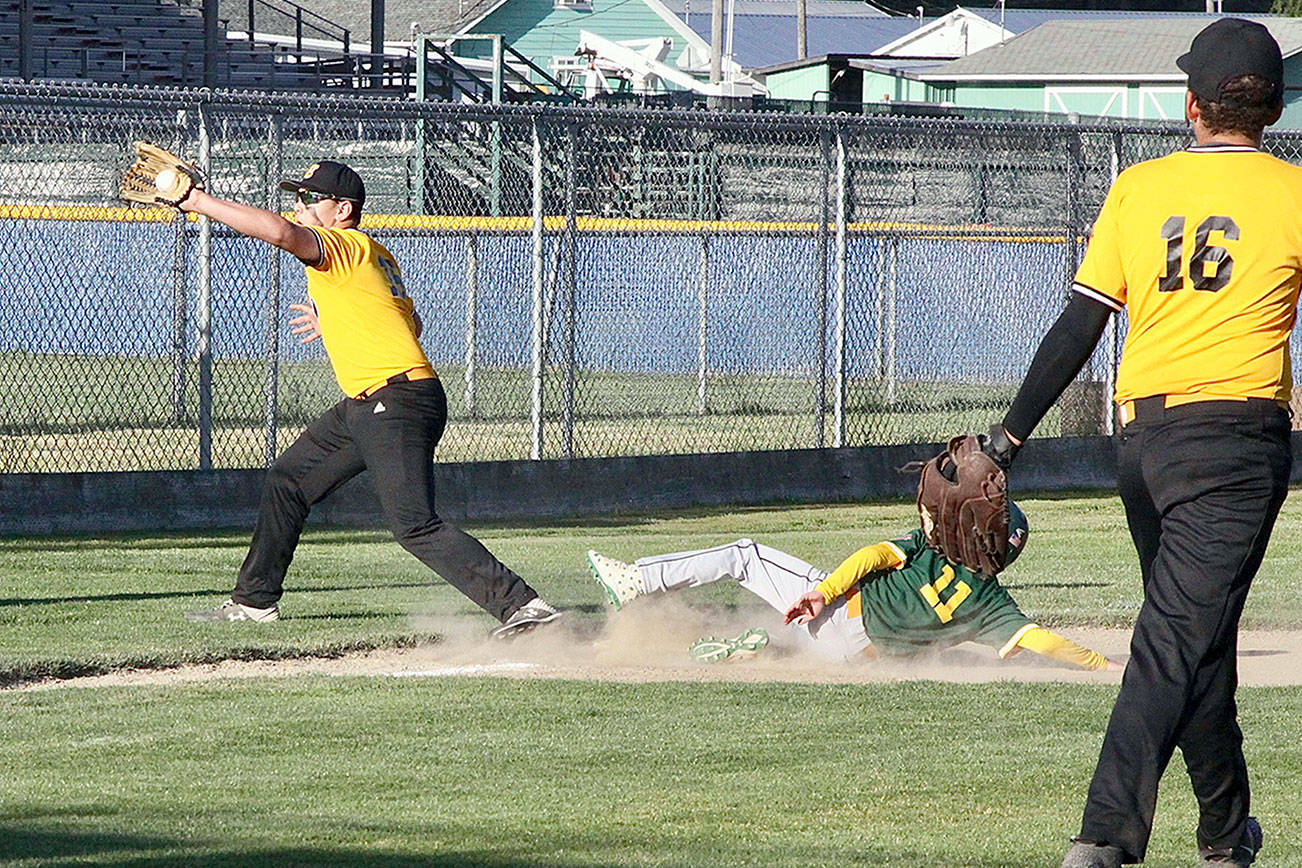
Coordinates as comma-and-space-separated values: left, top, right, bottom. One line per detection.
858, 529, 1035, 657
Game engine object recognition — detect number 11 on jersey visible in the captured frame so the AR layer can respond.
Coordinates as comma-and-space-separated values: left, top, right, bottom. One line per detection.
918, 565, 971, 624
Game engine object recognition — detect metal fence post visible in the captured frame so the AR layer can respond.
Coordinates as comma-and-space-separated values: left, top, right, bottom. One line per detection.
530, 116, 545, 460
490, 122, 502, 216
1103, 132, 1121, 436
814, 130, 830, 448
464, 234, 478, 418
414, 38, 428, 212
489, 43, 504, 217
263, 114, 283, 466
696, 234, 710, 415
833, 127, 847, 448
196, 103, 214, 470
873, 233, 884, 381
1065, 131, 1082, 283
171, 195, 188, 424
1061, 128, 1092, 436
886, 234, 898, 408
561, 123, 578, 459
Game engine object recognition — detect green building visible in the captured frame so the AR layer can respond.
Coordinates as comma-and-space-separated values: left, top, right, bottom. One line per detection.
763, 16, 1302, 128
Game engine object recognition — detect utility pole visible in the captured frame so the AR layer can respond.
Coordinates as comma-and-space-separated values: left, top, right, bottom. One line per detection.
202, 0, 218, 88
18, 0, 32, 81
371, 0, 386, 88
797, 0, 807, 60
710, 0, 723, 83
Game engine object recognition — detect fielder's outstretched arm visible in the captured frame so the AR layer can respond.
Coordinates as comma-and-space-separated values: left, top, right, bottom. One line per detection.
179, 190, 320, 263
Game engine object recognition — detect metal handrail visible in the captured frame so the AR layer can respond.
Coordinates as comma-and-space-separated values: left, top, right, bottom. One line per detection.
500, 43, 580, 101
238, 0, 350, 47
421, 42, 496, 103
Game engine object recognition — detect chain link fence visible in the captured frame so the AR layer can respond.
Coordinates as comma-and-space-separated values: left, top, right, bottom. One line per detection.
5, 82, 1302, 473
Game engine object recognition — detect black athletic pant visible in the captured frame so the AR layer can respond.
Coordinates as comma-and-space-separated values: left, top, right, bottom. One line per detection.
1078, 399, 1291, 863
231, 377, 538, 621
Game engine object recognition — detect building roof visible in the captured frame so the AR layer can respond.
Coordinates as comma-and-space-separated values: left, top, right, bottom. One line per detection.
964, 7, 1270, 33
659, 0, 915, 70
665, 0, 890, 18
928, 16, 1302, 80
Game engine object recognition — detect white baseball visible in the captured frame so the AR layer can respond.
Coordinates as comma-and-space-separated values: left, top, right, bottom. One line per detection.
155, 168, 181, 194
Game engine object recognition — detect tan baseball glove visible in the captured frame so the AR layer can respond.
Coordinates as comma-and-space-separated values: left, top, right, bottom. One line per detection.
916, 434, 1011, 576
120, 141, 203, 209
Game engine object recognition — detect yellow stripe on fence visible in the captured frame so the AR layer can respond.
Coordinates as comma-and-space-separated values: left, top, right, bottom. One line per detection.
0, 203, 184, 222
0, 205, 1070, 242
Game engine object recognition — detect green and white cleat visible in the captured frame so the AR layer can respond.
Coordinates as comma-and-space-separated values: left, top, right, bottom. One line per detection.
586, 550, 642, 610
731, 626, 769, 653
688, 627, 769, 664
688, 636, 733, 664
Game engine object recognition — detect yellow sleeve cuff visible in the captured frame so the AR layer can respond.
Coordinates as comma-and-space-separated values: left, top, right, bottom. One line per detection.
815, 541, 907, 605
1014, 626, 1112, 671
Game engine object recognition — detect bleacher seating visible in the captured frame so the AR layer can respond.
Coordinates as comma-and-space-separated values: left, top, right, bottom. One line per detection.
0, 0, 326, 90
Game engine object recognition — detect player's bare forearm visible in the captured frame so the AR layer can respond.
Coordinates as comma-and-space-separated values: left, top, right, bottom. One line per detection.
180, 190, 319, 262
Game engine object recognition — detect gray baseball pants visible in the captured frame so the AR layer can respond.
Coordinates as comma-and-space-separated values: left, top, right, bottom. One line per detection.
634, 538, 872, 660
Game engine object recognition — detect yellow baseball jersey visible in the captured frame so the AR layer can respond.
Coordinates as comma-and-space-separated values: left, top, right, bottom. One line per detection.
1074, 145, 1302, 406
305, 226, 433, 398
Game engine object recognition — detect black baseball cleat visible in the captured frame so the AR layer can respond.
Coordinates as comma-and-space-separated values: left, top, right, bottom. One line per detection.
1199, 816, 1262, 866
490, 598, 563, 640
184, 598, 280, 622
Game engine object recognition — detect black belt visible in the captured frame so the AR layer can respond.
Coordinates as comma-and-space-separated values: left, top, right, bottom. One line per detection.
355, 369, 434, 400
1118, 395, 1288, 427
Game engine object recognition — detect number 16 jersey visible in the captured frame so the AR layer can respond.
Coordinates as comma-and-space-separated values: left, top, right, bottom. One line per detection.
1072, 145, 1302, 406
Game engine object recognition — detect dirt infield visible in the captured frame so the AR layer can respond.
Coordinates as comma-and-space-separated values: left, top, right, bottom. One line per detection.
17, 596, 1302, 691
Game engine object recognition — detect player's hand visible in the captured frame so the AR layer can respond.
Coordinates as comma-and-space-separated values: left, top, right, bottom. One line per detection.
288, 302, 322, 344
783, 591, 826, 625
175, 187, 204, 213
1105, 659, 1124, 672
978, 423, 1020, 470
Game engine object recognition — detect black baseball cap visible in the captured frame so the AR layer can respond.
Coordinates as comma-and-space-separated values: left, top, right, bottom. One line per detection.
1177, 18, 1284, 104
278, 160, 366, 206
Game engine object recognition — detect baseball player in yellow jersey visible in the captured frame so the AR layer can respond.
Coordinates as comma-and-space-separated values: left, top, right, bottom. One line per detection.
587, 503, 1122, 671
977, 19, 1297, 868
177, 160, 561, 639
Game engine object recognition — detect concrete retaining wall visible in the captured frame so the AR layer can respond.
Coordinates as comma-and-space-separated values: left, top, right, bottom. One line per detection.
0, 436, 1133, 536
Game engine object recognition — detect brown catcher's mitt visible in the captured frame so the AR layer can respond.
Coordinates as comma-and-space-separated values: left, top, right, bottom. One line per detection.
120, 141, 203, 209
916, 434, 1011, 576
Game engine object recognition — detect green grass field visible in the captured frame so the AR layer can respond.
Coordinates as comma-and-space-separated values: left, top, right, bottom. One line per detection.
3, 495, 1302, 866
1, 352, 1084, 471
